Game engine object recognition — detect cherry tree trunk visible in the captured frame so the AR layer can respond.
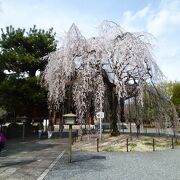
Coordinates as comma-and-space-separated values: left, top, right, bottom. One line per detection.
103, 71, 119, 136
120, 97, 125, 123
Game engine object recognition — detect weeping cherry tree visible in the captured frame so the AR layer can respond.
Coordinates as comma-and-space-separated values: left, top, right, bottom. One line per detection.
42, 21, 178, 136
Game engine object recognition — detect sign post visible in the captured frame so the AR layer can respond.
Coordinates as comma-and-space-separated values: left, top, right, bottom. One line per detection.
63, 113, 77, 163
69, 124, 72, 162
96, 111, 104, 141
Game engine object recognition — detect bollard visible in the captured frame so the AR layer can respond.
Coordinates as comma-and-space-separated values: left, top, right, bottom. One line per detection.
153, 138, 155, 151
126, 138, 129, 152
97, 138, 99, 152
172, 137, 174, 149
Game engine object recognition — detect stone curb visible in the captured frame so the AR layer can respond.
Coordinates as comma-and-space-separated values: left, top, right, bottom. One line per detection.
37, 150, 65, 180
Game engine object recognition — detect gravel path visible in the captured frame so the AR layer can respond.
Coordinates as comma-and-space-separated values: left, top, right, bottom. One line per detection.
45, 149, 180, 180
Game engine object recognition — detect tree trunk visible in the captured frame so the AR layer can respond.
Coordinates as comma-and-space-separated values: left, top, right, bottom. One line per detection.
102, 70, 119, 136
111, 92, 119, 136
120, 98, 125, 122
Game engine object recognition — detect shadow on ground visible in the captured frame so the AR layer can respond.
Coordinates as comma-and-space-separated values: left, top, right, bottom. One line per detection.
0, 159, 37, 168
0, 138, 66, 157
72, 154, 106, 163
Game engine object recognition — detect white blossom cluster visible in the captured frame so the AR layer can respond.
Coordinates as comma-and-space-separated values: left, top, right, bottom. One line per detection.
42, 21, 163, 120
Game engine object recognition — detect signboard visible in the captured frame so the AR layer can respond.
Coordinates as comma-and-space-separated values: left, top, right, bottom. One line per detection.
96, 112, 104, 118
63, 113, 77, 125
65, 118, 76, 125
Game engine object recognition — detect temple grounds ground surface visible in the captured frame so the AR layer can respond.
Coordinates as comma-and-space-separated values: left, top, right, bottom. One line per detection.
45, 149, 180, 180
0, 138, 68, 180
0, 134, 180, 180
73, 134, 180, 152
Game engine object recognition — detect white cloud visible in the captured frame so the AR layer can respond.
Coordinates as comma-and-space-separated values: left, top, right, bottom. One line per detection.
0, 0, 179, 81
147, 0, 180, 36
0, 0, 99, 41
122, 5, 151, 32
121, 0, 180, 81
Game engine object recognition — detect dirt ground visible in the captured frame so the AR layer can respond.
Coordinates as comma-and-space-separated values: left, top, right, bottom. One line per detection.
73, 133, 180, 152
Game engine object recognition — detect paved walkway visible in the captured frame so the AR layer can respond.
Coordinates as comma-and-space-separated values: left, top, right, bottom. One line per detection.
1, 136, 180, 180
0, 138, 68, 180
45, 149, 180, 180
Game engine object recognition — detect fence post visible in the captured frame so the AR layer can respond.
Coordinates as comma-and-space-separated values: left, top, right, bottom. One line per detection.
126, 138, 129, 152
97, 138, 99, 152
77, 130, 78, 140
153, 138, 155, 151
172, 137, 174, 149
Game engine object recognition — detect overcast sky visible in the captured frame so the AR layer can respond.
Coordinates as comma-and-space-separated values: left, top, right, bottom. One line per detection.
0, 0, 179, 81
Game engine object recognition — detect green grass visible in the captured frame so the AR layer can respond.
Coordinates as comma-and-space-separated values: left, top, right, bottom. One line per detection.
175, 140, 180, 145
155, 143, 169, 147
103, 147, 115, 152
129, 143, 137, 149
143, 142, 153, 146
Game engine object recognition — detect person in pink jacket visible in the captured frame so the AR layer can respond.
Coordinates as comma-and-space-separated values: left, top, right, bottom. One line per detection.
0, 132, 6, 152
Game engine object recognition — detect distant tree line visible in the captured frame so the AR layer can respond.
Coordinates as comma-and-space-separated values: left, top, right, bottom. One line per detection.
163, 81, 180, 117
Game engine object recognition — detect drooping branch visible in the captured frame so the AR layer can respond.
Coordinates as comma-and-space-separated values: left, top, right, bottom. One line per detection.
41, 20, 177, 135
